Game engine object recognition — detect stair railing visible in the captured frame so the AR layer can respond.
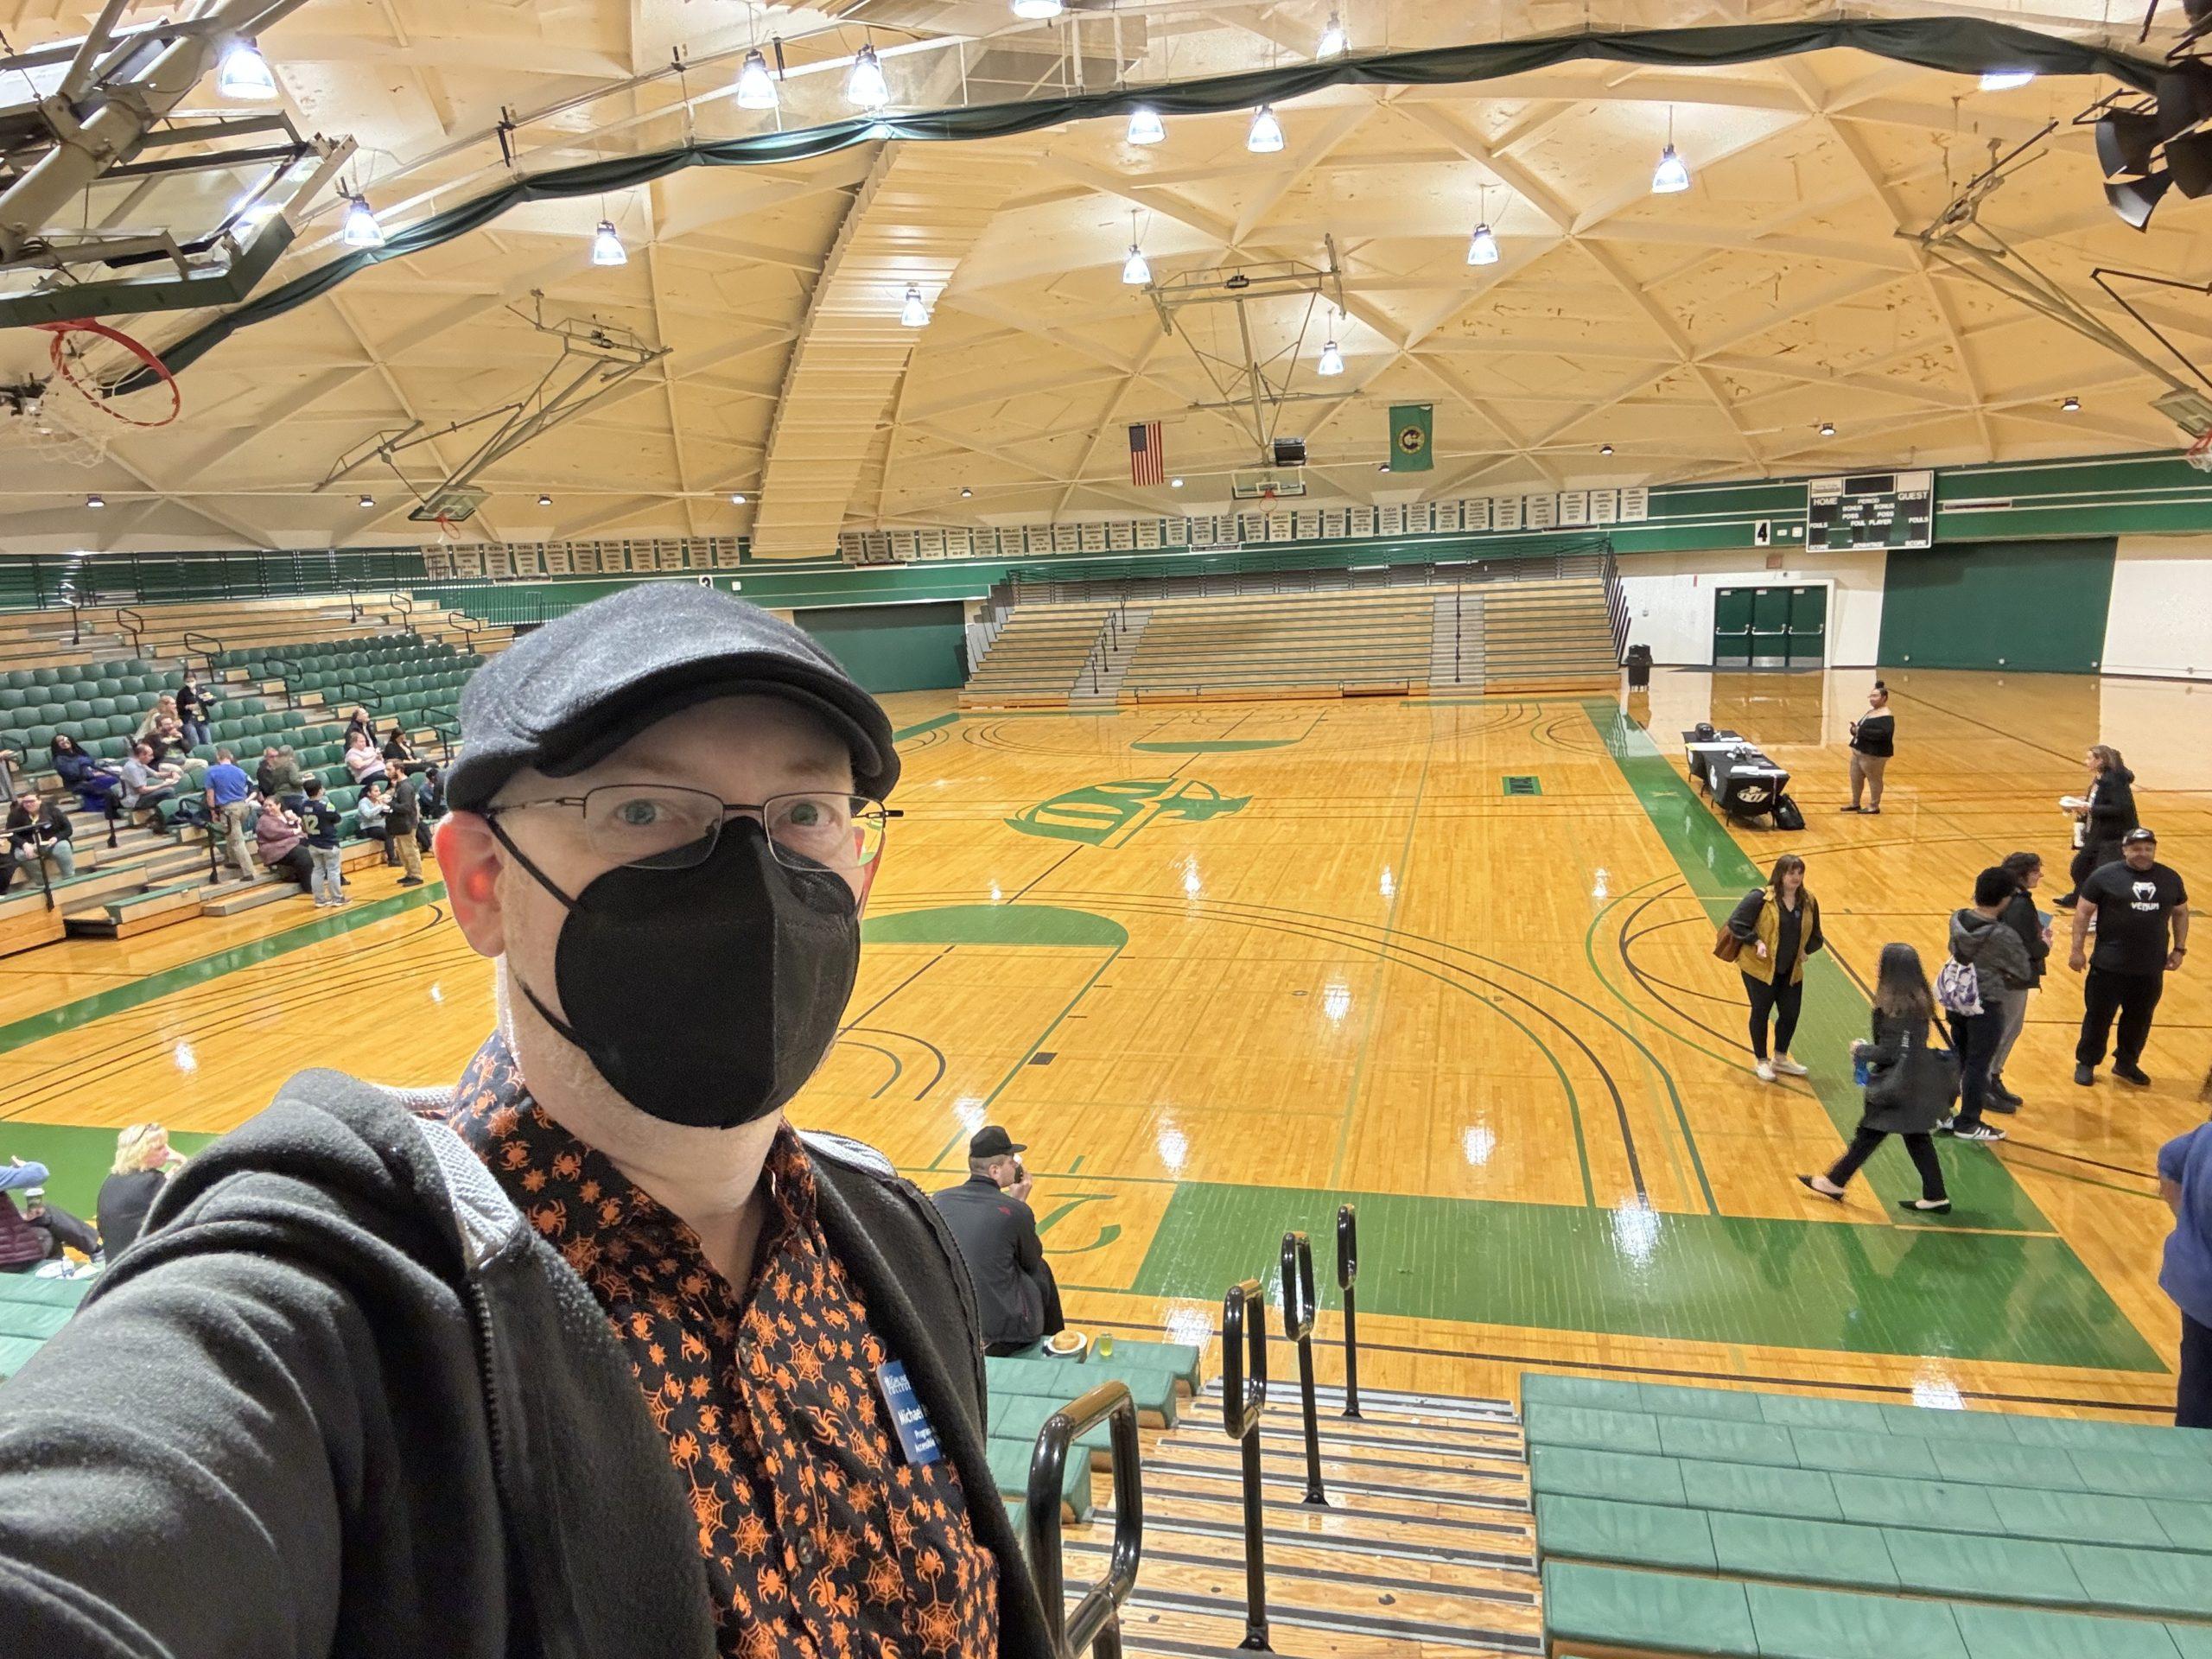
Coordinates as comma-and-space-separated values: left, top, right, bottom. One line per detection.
116, 607, 145, 655
1026, 1380, 1143, 1659
1280, 1230, 1328, 1507
1601, 546, 1630, 664
1221, 1277, 1271, 1652
1337, 1205, 1363, 1420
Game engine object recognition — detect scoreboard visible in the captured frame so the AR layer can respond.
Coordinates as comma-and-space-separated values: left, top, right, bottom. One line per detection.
1806, 470, 1933, 551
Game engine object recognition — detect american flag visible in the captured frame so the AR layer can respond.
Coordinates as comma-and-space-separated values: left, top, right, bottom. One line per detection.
1128, 421, 1165, 486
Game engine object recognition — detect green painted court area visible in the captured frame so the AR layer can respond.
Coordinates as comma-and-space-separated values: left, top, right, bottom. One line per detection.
1129, 1180, 2161, 1373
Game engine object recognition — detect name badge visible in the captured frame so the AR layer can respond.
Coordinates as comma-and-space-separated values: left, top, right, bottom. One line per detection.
875, 1360, 942, 1467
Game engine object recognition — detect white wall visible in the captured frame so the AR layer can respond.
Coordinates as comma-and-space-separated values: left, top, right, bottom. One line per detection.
1617, 547, 1888, 667
2103, 535, 2212, 680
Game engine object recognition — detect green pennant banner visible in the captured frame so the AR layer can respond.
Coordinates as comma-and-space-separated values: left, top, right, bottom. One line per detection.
1389, 404, 1433, 473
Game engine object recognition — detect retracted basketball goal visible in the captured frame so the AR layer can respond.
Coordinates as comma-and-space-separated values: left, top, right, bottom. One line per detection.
2, 317, 182, 469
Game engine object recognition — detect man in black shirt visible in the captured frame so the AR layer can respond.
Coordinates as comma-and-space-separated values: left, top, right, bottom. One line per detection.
2072, 828, 2190, 1087
931, 1126, 1065, 1356
1840, 680, 1894, 815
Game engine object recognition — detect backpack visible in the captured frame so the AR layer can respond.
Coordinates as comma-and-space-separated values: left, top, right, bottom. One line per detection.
1935, 957, 1982, 1017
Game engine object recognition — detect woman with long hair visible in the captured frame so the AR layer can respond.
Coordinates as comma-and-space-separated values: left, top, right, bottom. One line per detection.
1797, 944, 1951, 1212
1726, 853, 1827, 1083
2055, 744, 2139, 910
96, 1122, 185, 1257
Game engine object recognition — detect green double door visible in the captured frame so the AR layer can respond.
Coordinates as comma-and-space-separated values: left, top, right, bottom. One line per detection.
1713, 584, 1827, 669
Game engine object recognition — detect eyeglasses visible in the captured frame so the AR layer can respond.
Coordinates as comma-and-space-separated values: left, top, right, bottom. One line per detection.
485, 785, 899, 874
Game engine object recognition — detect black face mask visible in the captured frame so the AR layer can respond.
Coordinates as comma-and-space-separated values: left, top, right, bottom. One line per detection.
491, 817, 861, 1128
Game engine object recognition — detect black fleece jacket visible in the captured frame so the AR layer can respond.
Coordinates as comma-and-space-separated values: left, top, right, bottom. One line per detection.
0, 1071, 1052, 1659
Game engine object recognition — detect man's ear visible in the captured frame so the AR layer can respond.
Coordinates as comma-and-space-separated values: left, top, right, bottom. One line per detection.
437, 813, 508, 959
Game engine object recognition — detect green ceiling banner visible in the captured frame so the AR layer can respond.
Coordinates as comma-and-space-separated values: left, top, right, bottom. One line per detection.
1389, 404, 1433, 473
105, 17, 2162, 385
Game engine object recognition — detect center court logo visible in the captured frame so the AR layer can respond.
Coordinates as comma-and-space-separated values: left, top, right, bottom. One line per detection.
1007, 779, 1249, 848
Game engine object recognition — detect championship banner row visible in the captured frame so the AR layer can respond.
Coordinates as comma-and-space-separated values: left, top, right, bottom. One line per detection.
838, 487, 1652, 564
415, 485, 1655, 580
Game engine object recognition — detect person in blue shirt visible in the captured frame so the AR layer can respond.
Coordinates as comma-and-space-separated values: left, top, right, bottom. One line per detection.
2160, 1119, 2212, 1428
301, 778, 346, 908
201, 748, 257, 881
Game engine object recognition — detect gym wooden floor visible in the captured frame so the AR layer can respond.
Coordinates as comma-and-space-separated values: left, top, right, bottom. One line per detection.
3, 668, 2206, 1420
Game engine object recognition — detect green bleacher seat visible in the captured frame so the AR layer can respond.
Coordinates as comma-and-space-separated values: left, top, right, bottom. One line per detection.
986, 1392, 1113, 1461
0, 1333, 45, 1379
986, 1434, 1091, 1522
985, 1355, 1179, 1424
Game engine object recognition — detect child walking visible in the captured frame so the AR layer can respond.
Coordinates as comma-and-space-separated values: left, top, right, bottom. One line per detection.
302, 779, 346, 907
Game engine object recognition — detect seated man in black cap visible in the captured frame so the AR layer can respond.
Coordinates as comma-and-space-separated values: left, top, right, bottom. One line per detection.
0, 585, 1051, 1659
932, 1126, 1065, 1357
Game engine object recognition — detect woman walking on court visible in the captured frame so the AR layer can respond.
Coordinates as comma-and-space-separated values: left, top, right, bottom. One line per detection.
1840, 681, 1893, 814
2054, 745, 2138, 910
1797, 944, 1952, 1212
1727, 853, 1826, 1084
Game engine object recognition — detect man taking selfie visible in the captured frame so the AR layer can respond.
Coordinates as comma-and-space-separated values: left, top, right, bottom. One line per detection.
0, 585, 1051, 1659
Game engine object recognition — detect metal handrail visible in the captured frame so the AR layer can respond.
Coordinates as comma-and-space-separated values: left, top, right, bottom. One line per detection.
116, 607, 145, 654
1280, 1231, 1327, 1506
261, 652, 305, 711
1026, 1380, 1143, 1659
1221, 1277, 1270, 1653
1335, 1206, 1362, 1421
180, 631, 225, 680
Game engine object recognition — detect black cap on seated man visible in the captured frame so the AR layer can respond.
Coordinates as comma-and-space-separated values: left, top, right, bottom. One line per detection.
931, 1126, 1066, 1358
0, 583, 1053, 1659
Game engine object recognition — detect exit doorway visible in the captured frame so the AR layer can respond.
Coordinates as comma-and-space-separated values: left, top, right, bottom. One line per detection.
1713, 584, 1827, 669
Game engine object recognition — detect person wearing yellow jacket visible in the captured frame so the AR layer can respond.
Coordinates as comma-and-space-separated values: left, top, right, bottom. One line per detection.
1726, 854, 1827, 1084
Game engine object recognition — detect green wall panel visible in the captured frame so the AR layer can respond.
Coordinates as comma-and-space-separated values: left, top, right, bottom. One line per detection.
1877, 537, 2114, 672
793, 601, 966, 694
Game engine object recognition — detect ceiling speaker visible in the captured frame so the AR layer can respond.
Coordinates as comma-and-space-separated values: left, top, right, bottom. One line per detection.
2106, 169, 2173, 229
2097, 110, 2161, 178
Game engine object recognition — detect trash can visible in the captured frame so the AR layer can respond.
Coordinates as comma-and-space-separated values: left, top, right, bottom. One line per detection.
1624, 644, 1654, 689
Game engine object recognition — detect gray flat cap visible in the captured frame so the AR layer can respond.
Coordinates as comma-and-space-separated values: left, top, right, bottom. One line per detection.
442, 583, 899, 810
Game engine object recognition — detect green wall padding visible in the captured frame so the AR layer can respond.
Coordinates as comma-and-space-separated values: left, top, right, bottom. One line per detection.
793, 602, 966, 694
1877, 538, 2114, 672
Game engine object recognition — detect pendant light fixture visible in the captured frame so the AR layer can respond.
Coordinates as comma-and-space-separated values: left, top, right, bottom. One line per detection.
1012, 0, 1064, 16
1121, 209, 1151, 285
1127, 106, 1165, 145
1248, 105, 1285, 153
847, 42, 889, 110
217, 38, 276, 99
1317, 10, 1347, 56
1980, 69, 2035, 91
900, 284, 931, 327
736, 49, 778, 109
1318, 337, 1344, 376
591, 219, 627, 266
1652, 108, 1690, 194
341, 194, 385, 248
1466, 185, 1500, 265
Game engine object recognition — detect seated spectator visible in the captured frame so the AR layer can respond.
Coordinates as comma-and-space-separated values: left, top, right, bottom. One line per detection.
49, 734, 122, 816
253, 795, 312, 888
118, 743, 181, 813
354, 779, 397, 866
344, 707, 375, 750
0, 1156, 99, 1272
343, 731, 389, 789
381, 725, 418, 764
256, 744, 305, 810
414, 761, 448, 828
175, 673, 214, 749
4, 791, 73, 892
930, 1126, 1065, 1356
133, 694, 180, 743
149, 715, 201, 767
97, 1123, 184, 1259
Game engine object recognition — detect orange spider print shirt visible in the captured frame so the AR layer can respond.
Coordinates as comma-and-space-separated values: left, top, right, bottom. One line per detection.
446, 1035, 1000, 1659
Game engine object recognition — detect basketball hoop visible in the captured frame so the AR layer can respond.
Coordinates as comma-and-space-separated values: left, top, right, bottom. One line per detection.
32, 319, 182, 429
1, 391, 109, 468
2185, 429, 2212, 474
